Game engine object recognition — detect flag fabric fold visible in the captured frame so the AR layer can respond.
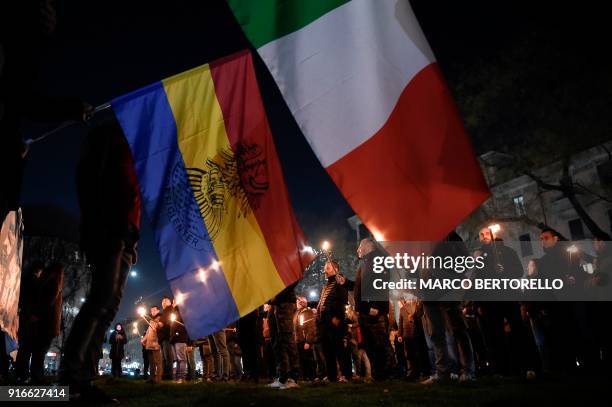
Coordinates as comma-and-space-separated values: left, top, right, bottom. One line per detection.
112, 50, 311, 339
228, 0, 490, 240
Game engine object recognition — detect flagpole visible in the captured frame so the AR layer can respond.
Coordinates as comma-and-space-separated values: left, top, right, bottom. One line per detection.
23, 102, 111, 145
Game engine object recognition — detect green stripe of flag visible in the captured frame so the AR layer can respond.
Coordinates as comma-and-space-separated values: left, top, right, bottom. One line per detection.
227, 0, 350, 49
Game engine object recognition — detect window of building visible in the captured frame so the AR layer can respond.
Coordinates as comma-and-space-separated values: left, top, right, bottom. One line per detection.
568, 219, 586, 240
519, 233, 533, 257
513, 195, 527, 217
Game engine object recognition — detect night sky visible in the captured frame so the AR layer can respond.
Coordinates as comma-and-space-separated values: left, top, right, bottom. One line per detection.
17, 0, 605, 322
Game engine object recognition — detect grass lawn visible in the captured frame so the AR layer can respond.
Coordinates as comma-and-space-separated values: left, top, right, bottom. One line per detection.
94, 375, 610, 406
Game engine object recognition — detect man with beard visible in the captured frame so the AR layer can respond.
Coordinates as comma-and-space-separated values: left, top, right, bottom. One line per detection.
535, 228, 590, 372
316, 262, 352, 382
343, 238, 393, 381
476, 226, 534, 378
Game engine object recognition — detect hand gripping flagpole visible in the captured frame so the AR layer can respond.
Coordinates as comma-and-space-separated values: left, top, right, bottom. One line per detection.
23, 102, 111, 146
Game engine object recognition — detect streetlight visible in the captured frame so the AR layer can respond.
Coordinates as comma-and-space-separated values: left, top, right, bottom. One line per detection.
321, 241, 332, 262
130, 270, 138, 278
309, 290, 317, 300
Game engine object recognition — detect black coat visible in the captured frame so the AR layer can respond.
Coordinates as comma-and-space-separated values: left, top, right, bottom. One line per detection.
478, 240, 524, 279
316, 276, 349, 323
351, 249, 390, 316
32, 264, 64, 337
170, 306, 189, 344
109, 330, 127, 360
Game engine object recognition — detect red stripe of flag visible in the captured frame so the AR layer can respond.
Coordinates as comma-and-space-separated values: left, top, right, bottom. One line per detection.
210, 51, 313, 285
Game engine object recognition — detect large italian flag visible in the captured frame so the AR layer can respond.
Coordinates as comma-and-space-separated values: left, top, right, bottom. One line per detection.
228, 0, 490, 241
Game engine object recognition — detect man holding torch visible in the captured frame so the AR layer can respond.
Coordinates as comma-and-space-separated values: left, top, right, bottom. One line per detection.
141, 305, 163, 383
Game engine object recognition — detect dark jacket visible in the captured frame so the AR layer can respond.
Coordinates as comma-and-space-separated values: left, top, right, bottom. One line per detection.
478, 240, 524, 279
538, 243, 583, 286
158, 305, 174, 342
77, 121, 141, 253
398, 301, 423, 339
109, 329, 128, 360
294, 307, 317, 344
350, 249, 390, 316
170, 306, 189, 344
316, 276, 349, 323
32, 263, 64, 337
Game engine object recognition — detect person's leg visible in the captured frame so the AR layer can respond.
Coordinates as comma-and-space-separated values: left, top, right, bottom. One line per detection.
142, 346, 149, 379
282, 310, 300, 382
359, 349, 372, 379
202, 341, 214, 379
313, 342, 326, 379
174, 343, 187, 381
208, 335, 219, 378
186, 346, 196, 380
30, 333, 53, 384
405, 337, 419, 378
422, 303, 451, 379
15, 323, 34, 382
161, 340, 175, 380
333, 325, 351, 379
237, 311, 258, 380
146, 350, 154, 380
445, 303, 475, 377
320, 324, 338, 381
363, 316, 391, 380
60, 239, 134, 388
212, 330, 229, 380
154, 350, 163, 382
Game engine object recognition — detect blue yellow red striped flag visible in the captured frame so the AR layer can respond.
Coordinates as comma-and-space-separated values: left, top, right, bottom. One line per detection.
111, 50, 312, 338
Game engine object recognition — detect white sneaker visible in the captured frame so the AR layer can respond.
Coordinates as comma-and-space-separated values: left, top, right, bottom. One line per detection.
450, 373, 459, 381
267, 378, 282, 388
280, 378, 299, 390
338, 376, 348, 383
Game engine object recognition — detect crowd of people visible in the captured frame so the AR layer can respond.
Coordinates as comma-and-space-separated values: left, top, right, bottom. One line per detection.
105, 231, 611, 390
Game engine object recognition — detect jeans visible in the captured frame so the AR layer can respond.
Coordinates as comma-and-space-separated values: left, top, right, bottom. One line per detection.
198, 339, 215, 379
161, 340, 175, 380
212, 330, 230, 380
359, 315, 393, 380
272, 303, 300, 383
60, 238, 136, 386
422, 302, 475, 378
173, 342, 187, 380
147, 349, 162, 382
186, 346, 196, 380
